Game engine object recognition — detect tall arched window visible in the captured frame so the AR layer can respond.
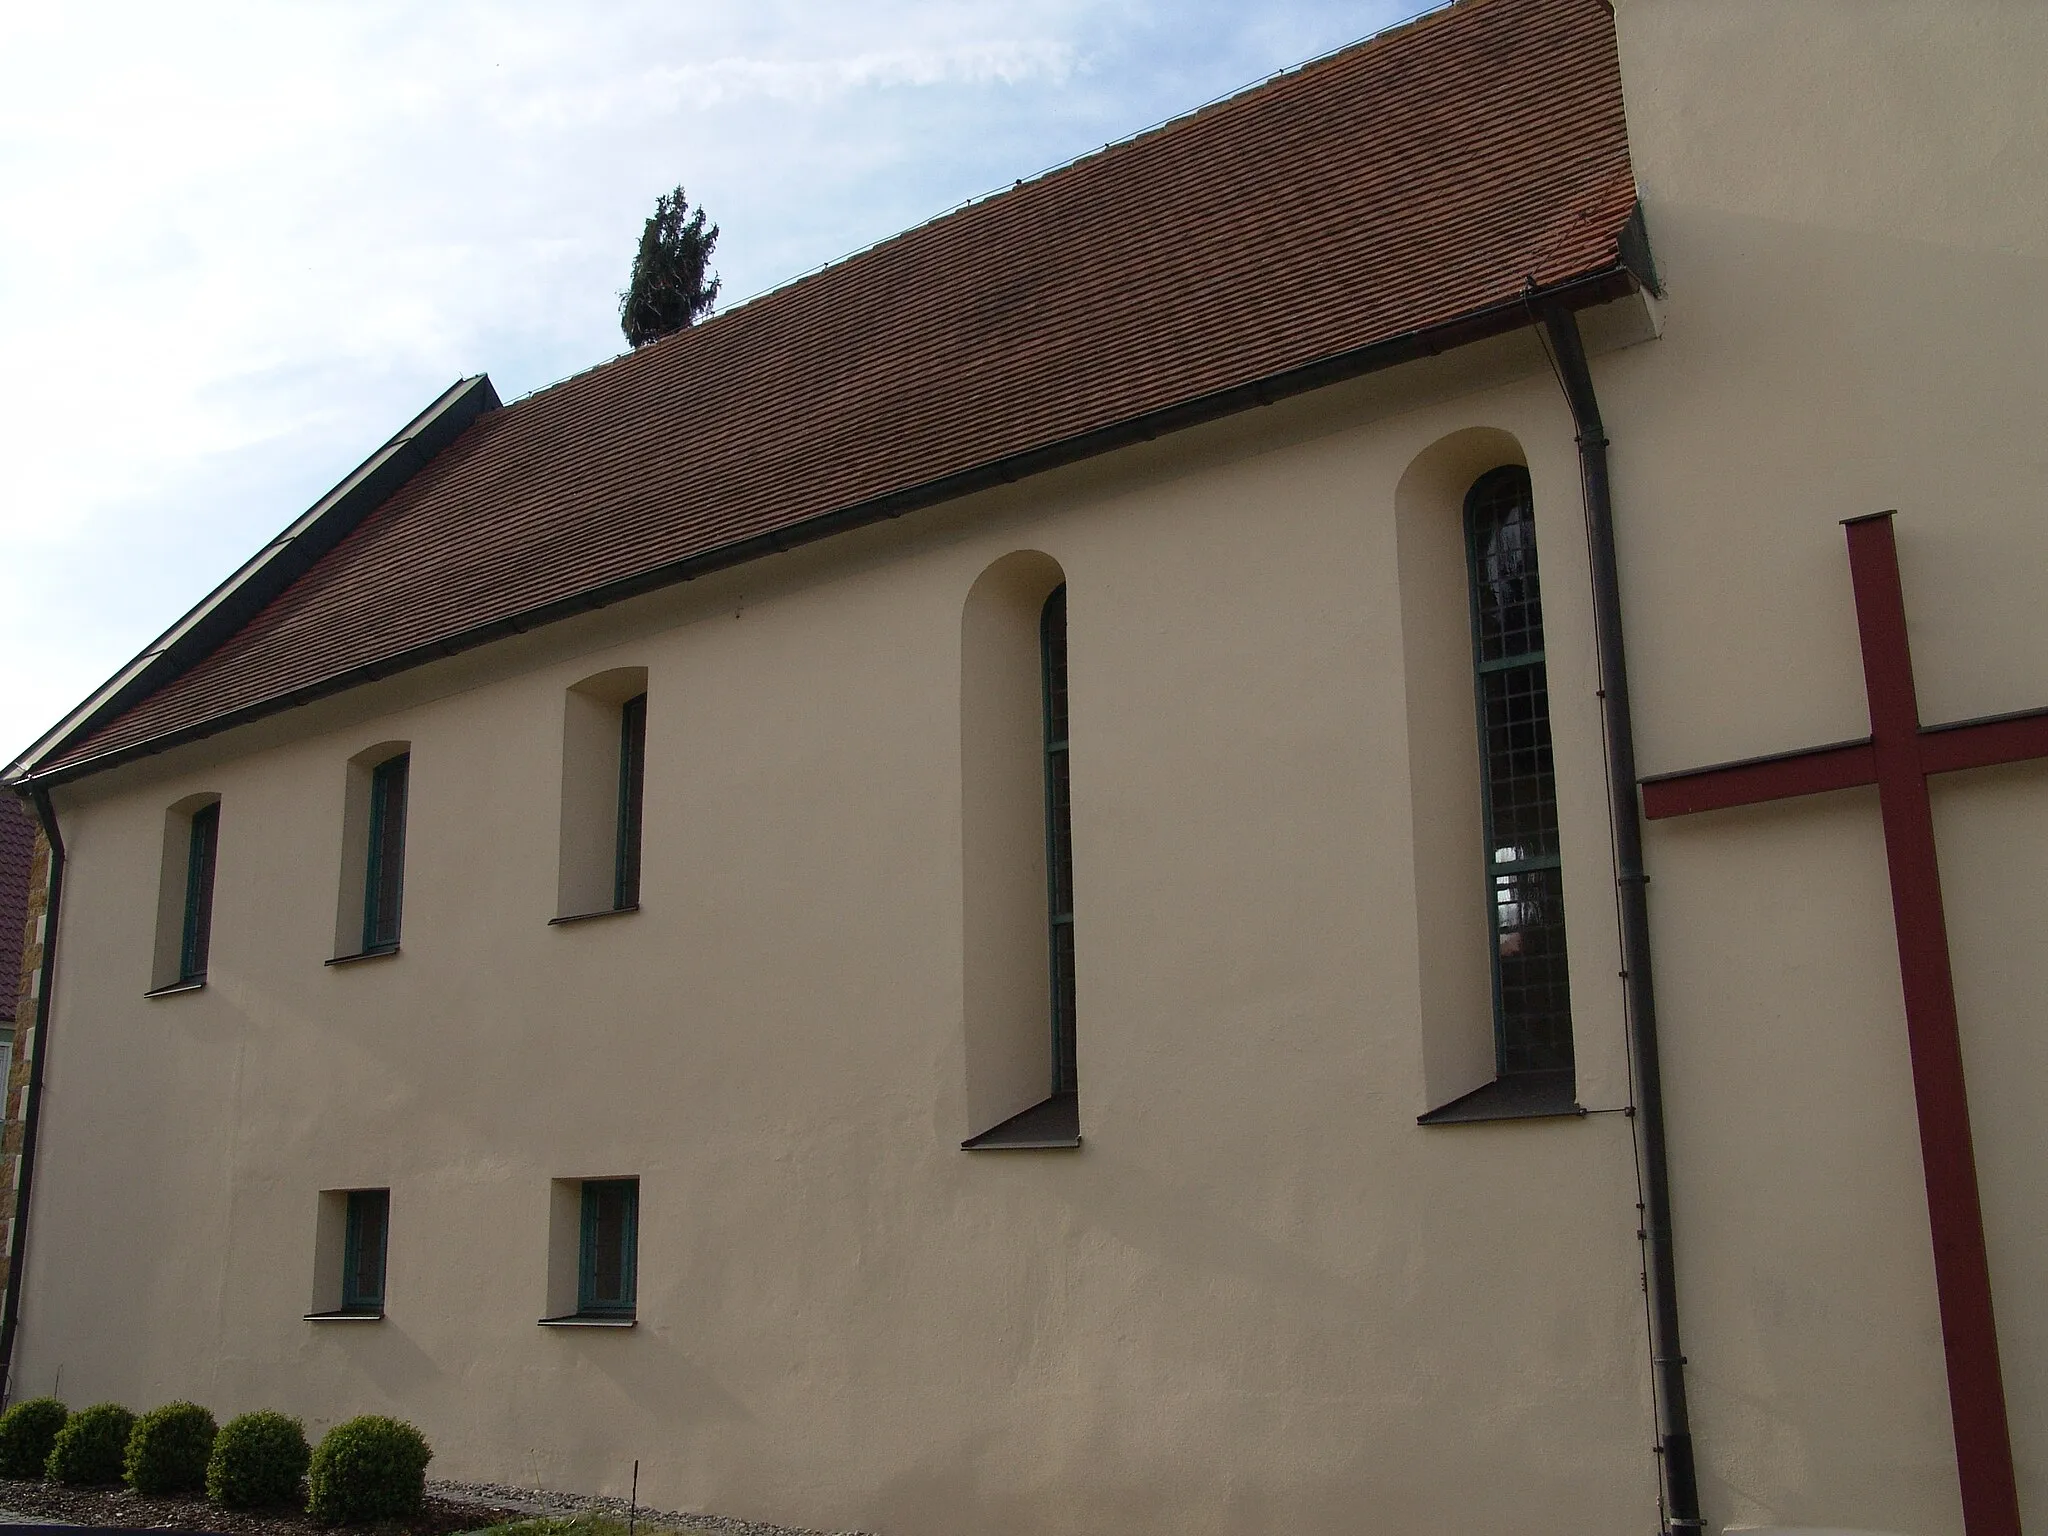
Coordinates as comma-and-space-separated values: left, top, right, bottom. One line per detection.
1465, 466, 1573, 1078
960, 553, 1080, 1148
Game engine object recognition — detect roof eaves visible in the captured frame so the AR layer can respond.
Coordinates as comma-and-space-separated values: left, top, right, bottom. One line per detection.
3, 375, 502, 788
17, 260, 1640, 791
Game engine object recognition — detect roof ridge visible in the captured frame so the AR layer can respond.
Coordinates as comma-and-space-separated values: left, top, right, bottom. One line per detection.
500, 0, 1472, 415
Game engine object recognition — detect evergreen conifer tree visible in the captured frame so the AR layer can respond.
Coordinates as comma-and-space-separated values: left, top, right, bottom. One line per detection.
619, 185, 721, 347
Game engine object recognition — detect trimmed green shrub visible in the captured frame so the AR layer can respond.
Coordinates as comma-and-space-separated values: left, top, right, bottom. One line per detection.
305, 1415, 431, 1523
124, 1401, 218, 1496
206, 1410, 311, 1509
0, 1397, 68, 1480
46, 1402, 134, 1485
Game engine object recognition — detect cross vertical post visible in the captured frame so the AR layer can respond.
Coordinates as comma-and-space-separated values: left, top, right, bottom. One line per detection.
1840, 515, 2017, 1536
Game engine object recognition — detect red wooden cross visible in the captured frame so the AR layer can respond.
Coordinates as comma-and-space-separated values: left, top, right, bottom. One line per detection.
1641, 512, 2047, 1536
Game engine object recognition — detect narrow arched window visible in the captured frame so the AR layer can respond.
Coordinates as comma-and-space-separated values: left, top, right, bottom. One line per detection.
148, 794, 221, 996
959, 554, 1080, 1149
330, 741, 411, 963
1465, 467, 1573, 1078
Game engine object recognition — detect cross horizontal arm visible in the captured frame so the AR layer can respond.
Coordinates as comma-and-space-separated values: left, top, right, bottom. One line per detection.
1918, 704, 2048, 778
1640, 738, 1875, 819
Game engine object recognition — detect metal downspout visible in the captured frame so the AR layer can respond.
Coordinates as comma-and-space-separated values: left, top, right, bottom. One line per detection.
1537, 303, 1704, 1535
0, 787, 63, 1402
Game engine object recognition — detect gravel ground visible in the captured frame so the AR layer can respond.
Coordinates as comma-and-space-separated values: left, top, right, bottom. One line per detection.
0, 1477, 872, 1536
427, 1479, 874, 1536
0, 1477, 527, 1534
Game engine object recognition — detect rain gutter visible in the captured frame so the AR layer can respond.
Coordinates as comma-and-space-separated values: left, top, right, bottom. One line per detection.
1534, 296, 1704, 1536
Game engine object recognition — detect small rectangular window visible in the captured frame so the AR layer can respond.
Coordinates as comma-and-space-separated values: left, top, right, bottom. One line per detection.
341, 1189, 389, 1314
578, 1179, 638, 1317
179, 802, 220, 984
614, 694, 647, 910
362, 754, 410, 952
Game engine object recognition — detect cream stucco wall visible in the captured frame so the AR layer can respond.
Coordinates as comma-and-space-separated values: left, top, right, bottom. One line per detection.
19, 310, 1660, 1535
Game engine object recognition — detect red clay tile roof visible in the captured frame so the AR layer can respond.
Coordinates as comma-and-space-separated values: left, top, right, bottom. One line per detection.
44, 0, 1636, 778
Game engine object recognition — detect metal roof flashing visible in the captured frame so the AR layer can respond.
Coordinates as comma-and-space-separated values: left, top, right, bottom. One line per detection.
4, 375, 500, 788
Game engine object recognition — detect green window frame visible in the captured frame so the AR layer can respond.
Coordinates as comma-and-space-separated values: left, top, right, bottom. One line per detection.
179, 801, 220, 985
613, 693, 647, 910
1463, 467, 1574, 1078
578, 1179, 638, 1316
1041, 585, 1078, 1098
362, 753, 410, 953
341, 1189, 389, 1314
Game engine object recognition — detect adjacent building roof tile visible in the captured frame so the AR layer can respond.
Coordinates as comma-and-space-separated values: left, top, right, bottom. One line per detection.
0, 798, 37, 1022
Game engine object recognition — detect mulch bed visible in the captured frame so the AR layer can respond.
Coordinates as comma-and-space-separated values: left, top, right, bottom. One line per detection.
0, 1479, 527, 1535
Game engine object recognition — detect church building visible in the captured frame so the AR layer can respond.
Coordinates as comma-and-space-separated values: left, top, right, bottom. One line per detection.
5, 2, 2044, 1533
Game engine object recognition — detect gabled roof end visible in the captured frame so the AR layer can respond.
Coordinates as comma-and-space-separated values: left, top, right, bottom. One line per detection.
5, 374, 499, 788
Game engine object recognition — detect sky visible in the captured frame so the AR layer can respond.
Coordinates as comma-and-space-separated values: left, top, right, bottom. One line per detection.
0, 0, 1429, 766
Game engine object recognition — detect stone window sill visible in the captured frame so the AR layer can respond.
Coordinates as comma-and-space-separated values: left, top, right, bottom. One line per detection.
1418, 1070, 1581, 1125
548, 904, 641, 927
963, 1092, 1082, 1150
304, 1309, 384, 1322
144, 979, 206, 999
326, 945, 400, 967
537, 1314, 636, 1328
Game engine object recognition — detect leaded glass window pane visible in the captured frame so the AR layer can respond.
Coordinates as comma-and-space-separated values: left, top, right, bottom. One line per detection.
615, 694, 647, 910
342, 1189, 389, 1313
1465, 467, 1574, 1077
1042, 586, 1078, 1097
1479, 664, 1560, 864
1470, 472, 1546, 665
180, 802, 219, 984
363, 754, 409, 952
1491, 865, 1573, 1073
579, 1179, 638, 1315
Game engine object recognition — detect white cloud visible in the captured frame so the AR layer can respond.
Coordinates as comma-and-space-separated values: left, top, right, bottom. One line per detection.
641, 41, 1080, 107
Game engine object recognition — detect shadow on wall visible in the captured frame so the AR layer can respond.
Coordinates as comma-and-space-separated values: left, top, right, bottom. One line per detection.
303, 1314, 442, 1403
